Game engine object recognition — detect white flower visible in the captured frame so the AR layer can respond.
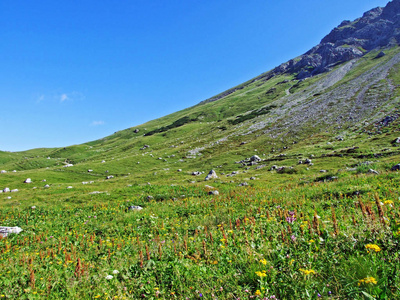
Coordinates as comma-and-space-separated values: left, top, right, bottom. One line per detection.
112, 270, 119, 275
105, 275, 113, 280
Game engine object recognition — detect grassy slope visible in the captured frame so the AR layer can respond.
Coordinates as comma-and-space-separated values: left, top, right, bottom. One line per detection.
0, 46, 400, 299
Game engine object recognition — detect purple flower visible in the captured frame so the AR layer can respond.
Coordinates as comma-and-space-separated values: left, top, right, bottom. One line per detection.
288, 211, 295, 216
291, 235, 296, 242
199, 293, 203, 297
286, 217, 296, 223
318, 293, 321, 297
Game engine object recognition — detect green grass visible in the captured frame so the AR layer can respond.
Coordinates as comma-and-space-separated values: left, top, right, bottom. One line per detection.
1, 45, 400, 299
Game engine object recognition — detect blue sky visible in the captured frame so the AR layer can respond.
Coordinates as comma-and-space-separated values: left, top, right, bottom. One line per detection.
0, 0, 390, 151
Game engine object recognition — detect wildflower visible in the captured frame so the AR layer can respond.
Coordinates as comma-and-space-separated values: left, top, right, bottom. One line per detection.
291, 235, 296, 242
105, 275, 113, 280
308, 239, 315, 243
358, 276, 378, 286
384, 200, 394, 206
365, 244, 381, 252
255, 271, 267, 277
299, 268, 315, 275
260, 259, 267, 265
255, 290, 261, 296
286, 216, 296, 223
112, 270, 119, 274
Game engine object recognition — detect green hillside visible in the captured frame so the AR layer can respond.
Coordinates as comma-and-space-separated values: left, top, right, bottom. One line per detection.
1, 8, 400, 298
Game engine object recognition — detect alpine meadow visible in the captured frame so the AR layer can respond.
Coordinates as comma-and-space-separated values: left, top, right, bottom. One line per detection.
2, 1, 400, 299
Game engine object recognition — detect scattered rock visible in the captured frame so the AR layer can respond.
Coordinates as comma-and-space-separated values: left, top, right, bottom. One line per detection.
106, 175, 114, 180
250, 155, 261, 162
305, 158, 312, 165
134, 129, 140, 133
208, 190, 219, 196
11, 189, 18, 193
88, 169, 93, 172
192, 171, 201, 176
89, 191, 103, 194
67, 186, 73, 189
392, 137, 400, 144
320, 170, 327, 173
101, 160, 106, 163
0, 227, 23, 238
147, 195, 154, 200
24, 178, 32, 183
368, 169, 379, 175
205, 170, 218, 181
177, 169, 182, 172
31, 206, 36, 209
63, 164, 73, 167
250, 177, 256, 180
128, 205, 143, 211
3, 188, 10, 193
238, 182, 249, 186
1, 170, 7, 173
42, 179, 46, 182
44, 184, 50, 188
391, 163, 400, 171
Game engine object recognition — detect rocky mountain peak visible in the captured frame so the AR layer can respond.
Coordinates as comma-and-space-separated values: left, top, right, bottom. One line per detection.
273, 0, 400, 80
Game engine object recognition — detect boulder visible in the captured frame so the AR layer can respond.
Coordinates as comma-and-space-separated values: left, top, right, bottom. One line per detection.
250, 155, 261, 162
24, 178, 32, 183
208, 190, 219, 196
391, 164, 400, 171
368, 169, 379, 175
205, 170, 218, 181
0, 226, 23, 238
128, 205, 143, 211
3, 188, 10, 193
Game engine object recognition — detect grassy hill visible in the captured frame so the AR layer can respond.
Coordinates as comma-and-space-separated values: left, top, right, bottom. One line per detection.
1, 19, 400, 300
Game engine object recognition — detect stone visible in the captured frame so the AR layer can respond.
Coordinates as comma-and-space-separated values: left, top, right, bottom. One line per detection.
31, 206, 36, 209
177, 169, 182, 172
205, 170, 218, 181
147, 195, 154, 200
10, 189, 18, 193
134, 129, 139, 133
3, 188, 10, 193
250, 177, 256, 180
208, 190, 219, 196
0, 226, 23, 238
368, 169, 379, 175
391, 164, 400, 171
192, 171, 201, 176
89, 191, 103, 194
63, 163, 73, 167
44, 184, 50, 188
320, 170, 327, 173
101, 160, 106, 163
67, 186, 73, 189
392, 137, 400, 144
250, 155, 261, 162
88, 169, 93, 172
106, 175, 114, 179
0, 170, 7, 173
24, 178, 32, 183
128, 205, 143, 211
42, 179, 46, 182
238, 182, 249, 186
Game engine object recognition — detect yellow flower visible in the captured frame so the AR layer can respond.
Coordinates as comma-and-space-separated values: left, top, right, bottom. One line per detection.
255, 290, 261, 296
358, 276, 378, 286
365, 244, 381, 252
260, 259, 267, 265
299, 268, 315, 275
255, 271, 267, 277
384, 200, 394, 206
308, 239, 315, 243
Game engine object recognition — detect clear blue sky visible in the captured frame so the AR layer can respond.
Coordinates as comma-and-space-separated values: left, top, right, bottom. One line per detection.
0, 0, 390, 151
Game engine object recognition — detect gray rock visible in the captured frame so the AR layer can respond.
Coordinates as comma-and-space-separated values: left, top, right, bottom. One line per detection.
0, 226, 23, 238
128, 205, 143, 211
67, 186, 73, 189
320, 170, 327, 173
250, 155, 261, 162
88, 169, 93, 172
134, 129, 139, 133
250, 177, 256, 180
368, 169, 379, 175
44, 184, 50, 188
238, 182, 249, 186
192, 171, 201, 176
0, 170, 6, 173
24, 178, 32, 183
106, 175, 114, 179
208, 190, 219, 196
177, 169, 182, 172
147, 195, 154, 200
391, 163, 400, 171
11, 189, 18, 192
376, 51, 386, 58
205, 170, 218, 181
3, 188, 10, 193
